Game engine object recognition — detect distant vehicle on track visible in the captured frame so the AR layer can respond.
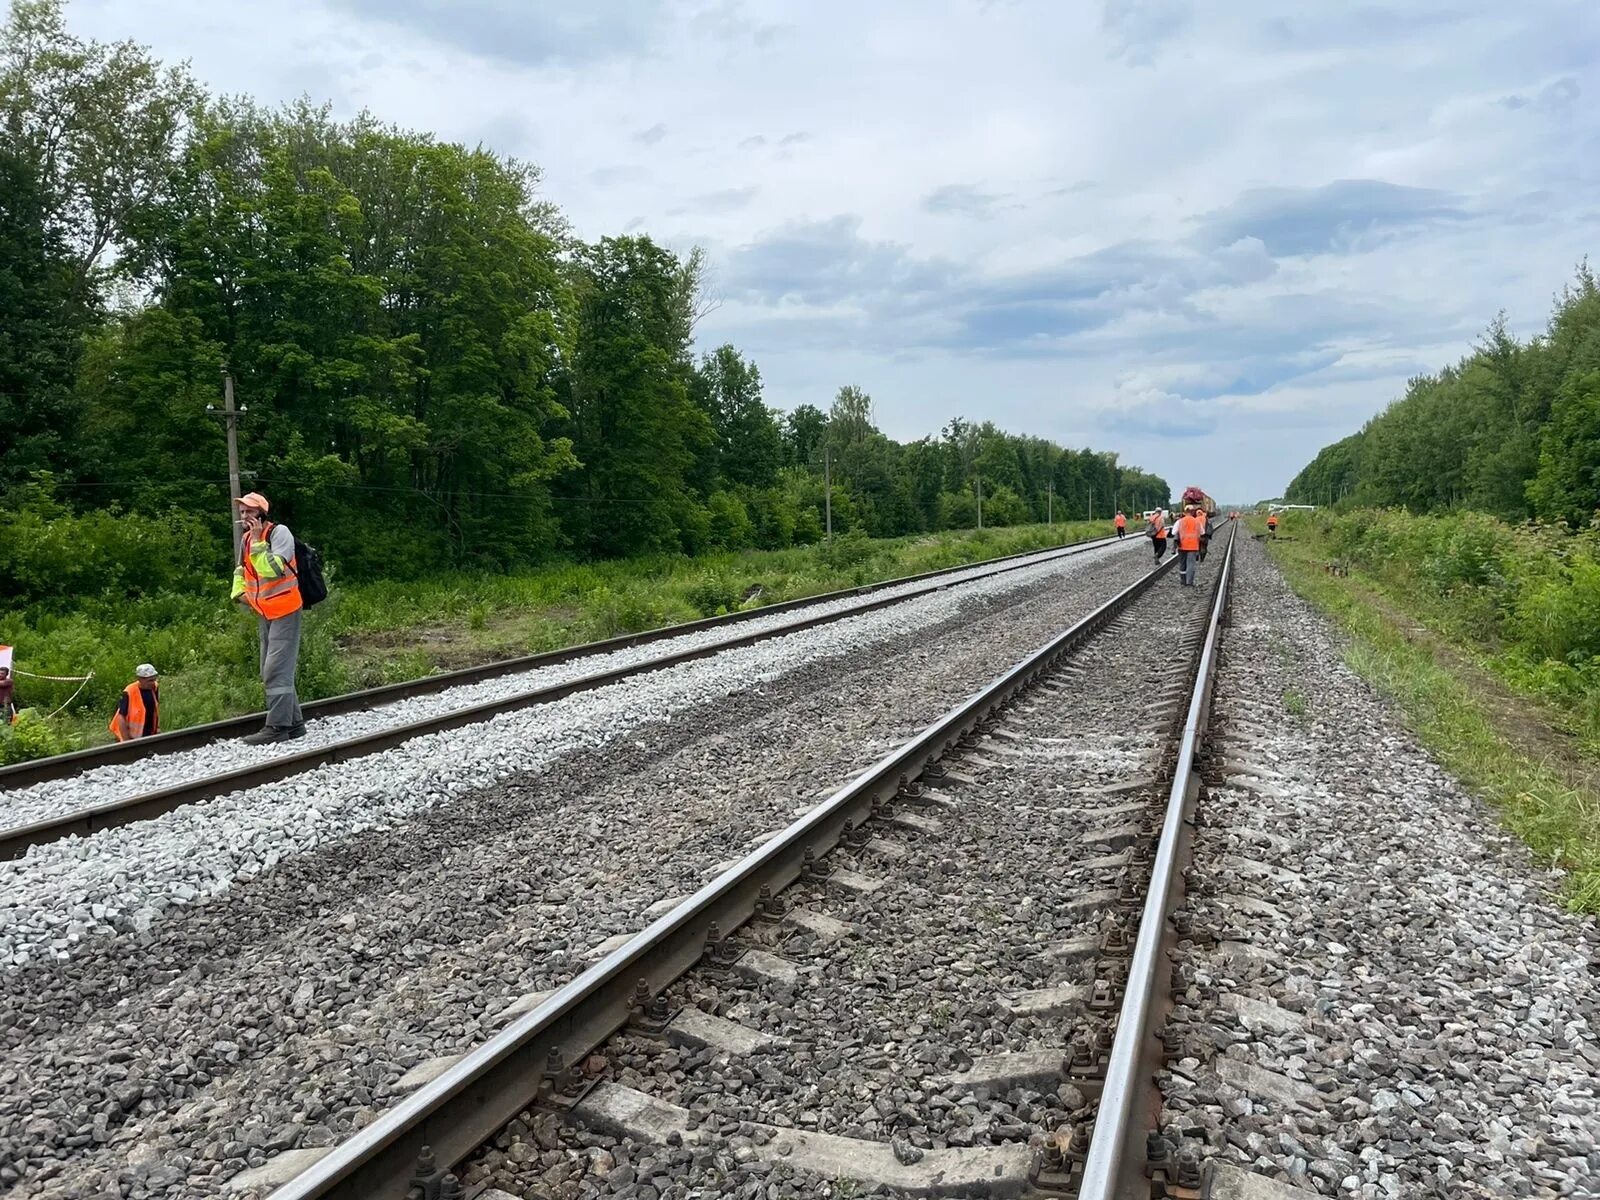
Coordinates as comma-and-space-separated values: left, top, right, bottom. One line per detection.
1180, 486, 1218, 516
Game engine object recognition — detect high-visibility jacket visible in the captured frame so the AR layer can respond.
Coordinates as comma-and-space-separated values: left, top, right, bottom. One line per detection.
239, 522, 303, 619
1267, 514, 1279, 527
1198, 512, 1208, 536
109, 682, 158, 741
1114, 513, 1126, 529
1175, 515, 1202, 552
1150, 514, 1166, 536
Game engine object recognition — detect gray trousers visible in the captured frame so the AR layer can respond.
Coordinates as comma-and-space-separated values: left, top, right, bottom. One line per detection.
1178, 549, 1198, 586
259, 610, 304, 728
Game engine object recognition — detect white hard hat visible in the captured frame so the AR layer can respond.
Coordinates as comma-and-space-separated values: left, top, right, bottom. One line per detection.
135, 663, 159, 679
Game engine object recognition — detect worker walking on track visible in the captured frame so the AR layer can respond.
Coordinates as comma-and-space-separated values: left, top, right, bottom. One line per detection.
109, 664, 160, 741
1174, 506, 1203, 586
1148, 509, 1167, 563
231, 492, 306, 745
1114, 510, 1127, 539
1197, 507, 1210, 562
1267, 511, 1279, 538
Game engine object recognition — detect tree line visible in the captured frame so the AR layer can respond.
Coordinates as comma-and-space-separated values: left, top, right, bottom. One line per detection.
0, 0, 1169, 587
1286, 263, 1600, 527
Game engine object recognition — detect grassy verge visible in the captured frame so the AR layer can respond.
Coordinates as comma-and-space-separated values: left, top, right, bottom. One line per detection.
1262, 518, 1600, 911
1, 520, 1110, 762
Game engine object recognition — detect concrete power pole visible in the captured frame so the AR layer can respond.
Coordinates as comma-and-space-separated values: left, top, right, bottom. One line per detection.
1047, 480, 1053, 526
207, 369, 247, 563
976, 477, 984, 531
823, 445, 832, 544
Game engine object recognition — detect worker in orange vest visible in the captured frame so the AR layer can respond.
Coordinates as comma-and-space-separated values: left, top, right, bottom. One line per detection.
1174, 506, 1203, 586
1148, 509, 1167, 563
1114, 510, 1127, 539
109, 664, 160, 741
231, 492, 306, 745
1196, 507, 1210, 562
1267, 511, 1279, 537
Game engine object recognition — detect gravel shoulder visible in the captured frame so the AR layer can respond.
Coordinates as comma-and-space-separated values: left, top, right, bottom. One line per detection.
1, 541, 1153, 1198
1163, 535, 1600, 1199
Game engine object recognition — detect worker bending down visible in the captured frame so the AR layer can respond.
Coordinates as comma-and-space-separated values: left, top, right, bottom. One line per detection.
110, 664, 160, 741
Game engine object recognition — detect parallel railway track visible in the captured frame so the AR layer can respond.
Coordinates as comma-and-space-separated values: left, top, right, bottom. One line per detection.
0, 533, 1136, 860
256, 523, 1235, 1200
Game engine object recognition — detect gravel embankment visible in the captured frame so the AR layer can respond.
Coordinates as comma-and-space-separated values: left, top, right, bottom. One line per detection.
0, 540, 1139, 972
459, 567, 1223, 1199
1162, 536, 1600, 1199
1, 539, 1163, 1198
0, 540, 1112, 833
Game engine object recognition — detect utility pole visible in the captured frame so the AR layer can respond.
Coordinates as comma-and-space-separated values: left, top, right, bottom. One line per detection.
823, 445, 832, 544
1088, 486, 1093, 523
976, 477, 983, 530
1047, 480, 1053, 527
207, 369, 247, 563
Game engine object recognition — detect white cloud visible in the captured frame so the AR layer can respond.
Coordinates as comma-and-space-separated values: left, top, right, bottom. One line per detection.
64, 0, 1600, 500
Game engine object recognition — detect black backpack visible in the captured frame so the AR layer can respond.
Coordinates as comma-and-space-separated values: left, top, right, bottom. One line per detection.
293, 537, 329, 607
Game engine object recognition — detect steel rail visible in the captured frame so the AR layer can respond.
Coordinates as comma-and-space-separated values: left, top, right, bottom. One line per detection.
0, 533, 1136, 859
1077, 521, 1236, 1200
0, 534, 1128, 791
264, 550, 1183, 1200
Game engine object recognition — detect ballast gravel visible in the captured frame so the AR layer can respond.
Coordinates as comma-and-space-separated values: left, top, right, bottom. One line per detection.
1162, 536, 1600, 1198
0, 540, 1111, 833
0, 539, 1156, 1198
0, 539, 1136, 970
459, 564, 1220, 1200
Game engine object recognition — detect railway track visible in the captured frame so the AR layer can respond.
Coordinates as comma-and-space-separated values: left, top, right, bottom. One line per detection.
0, 533, 1133, 860
250, 522, 1237, 1200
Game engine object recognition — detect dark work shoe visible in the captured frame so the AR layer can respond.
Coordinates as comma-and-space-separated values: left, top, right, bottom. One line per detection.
242, 726, 291, 746
287, 723, 307, 740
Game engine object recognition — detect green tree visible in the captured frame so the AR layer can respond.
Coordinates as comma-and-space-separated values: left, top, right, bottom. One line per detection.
563, 235, 712, 557
694, 344, 782, 489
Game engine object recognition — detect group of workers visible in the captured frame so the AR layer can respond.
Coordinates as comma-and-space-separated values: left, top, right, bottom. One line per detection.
1111, 504, 1212, 587
85, 491, 306, 744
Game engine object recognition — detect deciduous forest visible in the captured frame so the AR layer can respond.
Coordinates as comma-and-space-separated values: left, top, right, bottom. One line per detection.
1285, 264, 1600, 525
0, 0, 1168, 608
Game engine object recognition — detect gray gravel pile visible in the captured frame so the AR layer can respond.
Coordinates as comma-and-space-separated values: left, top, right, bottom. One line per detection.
463, 567, 1225, 1199
0, 544, 1158, 1198
0, 541, 1109, 833
0, 540, 1142, 971
1161, 536, 1600, 1199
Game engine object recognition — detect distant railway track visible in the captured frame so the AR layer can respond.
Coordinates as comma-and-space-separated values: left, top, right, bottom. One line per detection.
0, 532, 1134, 860
256, 523, 1234, 1200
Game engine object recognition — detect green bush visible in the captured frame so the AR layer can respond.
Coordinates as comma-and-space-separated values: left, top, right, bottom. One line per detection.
684, 571, 742, 618
1311, 507, 1600, 742
0, 500, 226, 612
0, 710, 80, 765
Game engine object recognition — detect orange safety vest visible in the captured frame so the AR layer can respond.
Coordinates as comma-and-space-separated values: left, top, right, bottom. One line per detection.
1114, 513, 1126, 529
1176, 515, 1202, 552
109, 682, 158, 741
1267, 513, 1278, 527
241, 523, 303, 619
1151, 513, 1166, 536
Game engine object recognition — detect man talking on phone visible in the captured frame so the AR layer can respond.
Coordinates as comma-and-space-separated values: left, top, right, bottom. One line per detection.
231, 492, 305, 744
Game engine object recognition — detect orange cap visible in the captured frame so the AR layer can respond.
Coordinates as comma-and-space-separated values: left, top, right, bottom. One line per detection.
236, 492, 270, 512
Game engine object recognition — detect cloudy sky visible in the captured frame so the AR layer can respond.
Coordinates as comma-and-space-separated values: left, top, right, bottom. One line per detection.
71, 0, 1600, 500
